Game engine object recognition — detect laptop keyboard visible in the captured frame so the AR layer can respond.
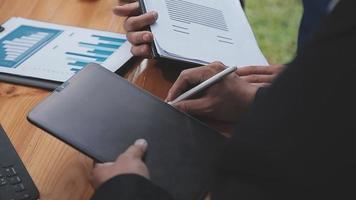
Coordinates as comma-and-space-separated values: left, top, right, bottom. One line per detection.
0, 125, 39, 200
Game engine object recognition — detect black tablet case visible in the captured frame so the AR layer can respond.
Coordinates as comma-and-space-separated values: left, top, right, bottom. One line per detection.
27, 63, 225, 200
0, 73, 62, 90
0, 57, 132, 90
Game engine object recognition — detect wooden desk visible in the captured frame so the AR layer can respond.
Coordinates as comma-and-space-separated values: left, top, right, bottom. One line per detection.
0, 0, 185, 199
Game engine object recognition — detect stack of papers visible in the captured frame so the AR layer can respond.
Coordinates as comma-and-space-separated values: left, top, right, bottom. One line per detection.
142, 0, 268, 67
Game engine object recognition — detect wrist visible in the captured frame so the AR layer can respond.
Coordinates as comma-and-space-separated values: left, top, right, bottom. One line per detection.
244, 84, 259, 107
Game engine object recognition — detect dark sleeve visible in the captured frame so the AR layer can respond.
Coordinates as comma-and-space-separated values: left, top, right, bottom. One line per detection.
91, 174, 175, 200
212, 1, 356, 199
298, 0, 332, 49
254, 86, 269, 101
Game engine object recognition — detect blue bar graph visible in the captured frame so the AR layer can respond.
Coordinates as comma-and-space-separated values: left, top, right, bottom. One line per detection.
88, 49, 114, 56
66, 35, 126, 73
68, 61, 88, 68
0, 25, 62, 68
70, 68, 81, 72
65, 52, 106, 62
92, 35, 126, 43
79, 42, 120, 50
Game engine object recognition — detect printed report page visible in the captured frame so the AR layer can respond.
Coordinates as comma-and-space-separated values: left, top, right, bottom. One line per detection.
144, 0, 268, 67
0, 17, 132, 82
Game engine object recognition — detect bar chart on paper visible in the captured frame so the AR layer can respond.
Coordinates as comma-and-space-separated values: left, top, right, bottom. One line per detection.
0, 25, 62, 68
0, 25, 127, 73
0, 17, 131, 84
66, 35, 126, 73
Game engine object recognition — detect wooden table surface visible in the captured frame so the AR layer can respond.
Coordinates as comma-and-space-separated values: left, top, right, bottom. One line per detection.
0, 0, 188, 199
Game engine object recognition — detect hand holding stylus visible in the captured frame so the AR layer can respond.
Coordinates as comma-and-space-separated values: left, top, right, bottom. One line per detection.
166, 62, 260, 123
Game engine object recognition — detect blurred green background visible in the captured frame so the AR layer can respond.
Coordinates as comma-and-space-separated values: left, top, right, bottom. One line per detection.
244, 0, 303, 64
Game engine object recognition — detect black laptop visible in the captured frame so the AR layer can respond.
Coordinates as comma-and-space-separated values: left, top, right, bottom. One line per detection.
0, 125, 39, 200
27, 63, 225, 200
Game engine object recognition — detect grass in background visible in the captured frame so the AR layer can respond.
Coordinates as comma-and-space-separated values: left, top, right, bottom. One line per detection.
244, 0, 303, 64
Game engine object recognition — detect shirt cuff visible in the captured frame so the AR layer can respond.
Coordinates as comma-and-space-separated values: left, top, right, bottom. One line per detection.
91, 174, 174, 200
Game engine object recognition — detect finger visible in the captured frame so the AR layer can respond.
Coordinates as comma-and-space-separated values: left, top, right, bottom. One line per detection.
118, 0, 138, 6
207, 61, 226, 71
166, 67, 205, 102
130, 44, 152, 57
251, 83, 271, 87
127, 31, 153, 45
174, 98, 210, 116
166, 65, 223, 102
120, 139, 148, 160
240, 74, 276, 83
94, 162, 115, 169
125, 11, 158, 32
113, 2, 141, 17
236, 66, 273, 76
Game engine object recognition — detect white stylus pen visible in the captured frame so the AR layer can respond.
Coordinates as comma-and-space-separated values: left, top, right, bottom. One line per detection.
168, 66, 238, 105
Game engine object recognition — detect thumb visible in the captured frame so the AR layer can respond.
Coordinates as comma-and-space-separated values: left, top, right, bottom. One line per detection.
113, 2, 141, 16
121, 139, 148, 160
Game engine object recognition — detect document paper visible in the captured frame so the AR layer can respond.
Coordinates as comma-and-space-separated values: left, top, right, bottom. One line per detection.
0, 18, 132, 82
143, 0, 268, 67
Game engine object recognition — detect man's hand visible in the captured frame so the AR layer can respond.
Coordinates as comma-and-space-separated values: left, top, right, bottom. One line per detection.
236, 64, 285, 87
91, 139, 149, 189
113, 1, 157, 57
166, 62, 259, 123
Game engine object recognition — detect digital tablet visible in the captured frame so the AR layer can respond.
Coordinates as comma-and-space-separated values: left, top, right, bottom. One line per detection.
28, 63, 225, 200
